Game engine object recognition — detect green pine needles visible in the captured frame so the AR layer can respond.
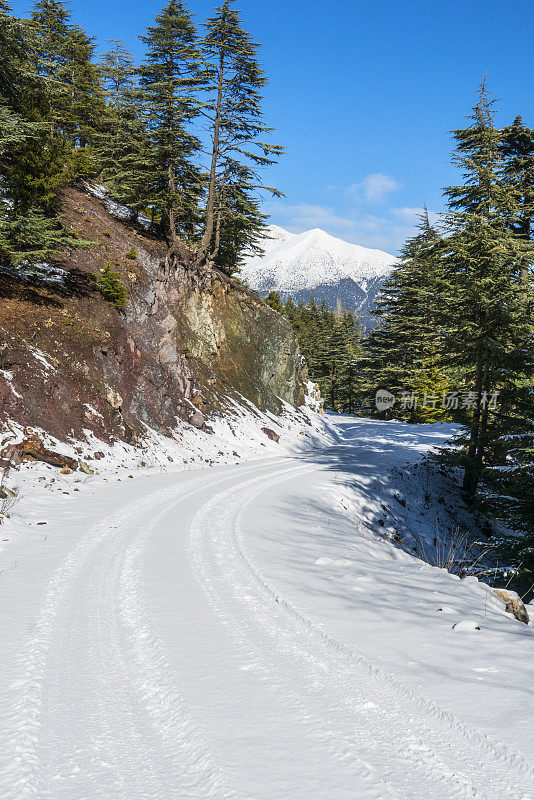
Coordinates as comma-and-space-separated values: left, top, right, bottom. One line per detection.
94, 263, 127, 310
0, 0, 283, 277
359, 82, 534, 586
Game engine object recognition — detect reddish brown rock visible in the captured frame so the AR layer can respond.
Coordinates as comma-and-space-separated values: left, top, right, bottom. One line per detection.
0, 186, 306, 453
21, 434, 78, 470
262, 427, 280, 443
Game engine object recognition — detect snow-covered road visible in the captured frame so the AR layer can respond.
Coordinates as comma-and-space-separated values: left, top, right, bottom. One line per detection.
0, 417, 533, 799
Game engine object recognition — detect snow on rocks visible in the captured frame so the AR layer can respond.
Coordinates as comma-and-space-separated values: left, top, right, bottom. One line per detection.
452, 619, 482, 632
85, 182, 153, 230
492, 588, 530, 624
0, 261, 68, 286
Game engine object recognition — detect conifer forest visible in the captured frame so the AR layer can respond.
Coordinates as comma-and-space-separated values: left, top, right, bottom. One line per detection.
1, 3, 534, 794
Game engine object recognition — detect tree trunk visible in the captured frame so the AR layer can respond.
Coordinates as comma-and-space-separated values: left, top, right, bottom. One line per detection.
197, 52, 224, 266
462, 342, 484, 497
165, 159, 178, 271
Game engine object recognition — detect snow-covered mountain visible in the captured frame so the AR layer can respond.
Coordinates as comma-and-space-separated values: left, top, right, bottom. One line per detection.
241, 225, 398, 327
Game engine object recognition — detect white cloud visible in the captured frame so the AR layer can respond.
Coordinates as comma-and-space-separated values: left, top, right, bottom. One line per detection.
267, 198, 441, 254
347, 173, 402, 203
268, 203, 355, 231
391, 206, 440, 225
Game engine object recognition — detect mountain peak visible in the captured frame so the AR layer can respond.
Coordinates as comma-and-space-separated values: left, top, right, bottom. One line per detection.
241, 225, 398, 327
243, 225, 397, 293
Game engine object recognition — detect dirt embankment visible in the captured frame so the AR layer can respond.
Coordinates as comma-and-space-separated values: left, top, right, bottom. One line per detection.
0, 187, 306, 453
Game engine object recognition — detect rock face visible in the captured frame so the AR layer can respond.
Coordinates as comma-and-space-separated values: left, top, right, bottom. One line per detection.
492, 589, 530, 625
180, 272, 305, 414
4, 433, 78, 469
0, 187, 306, 452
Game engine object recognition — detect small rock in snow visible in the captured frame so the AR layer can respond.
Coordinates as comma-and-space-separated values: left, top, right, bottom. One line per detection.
452, 619, 482, 632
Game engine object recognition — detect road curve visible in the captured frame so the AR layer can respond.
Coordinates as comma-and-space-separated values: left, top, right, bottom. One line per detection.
0, 429, 532, 799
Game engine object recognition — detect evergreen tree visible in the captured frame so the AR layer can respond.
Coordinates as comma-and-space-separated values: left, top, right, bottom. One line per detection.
208, 163, 269, 275
500, 116, 534, 252
0, 0, 43, 161
282, 297, 363, 412
30, 0, 104, 165
265, 290, 284, 313
441, 83, 534, 497
0, 0, 84, 266
0, 209, 83, 265
136, 0, 204, 262
362, 212, 452, 422
197, 0, 283, 273
95, 40, 149, 209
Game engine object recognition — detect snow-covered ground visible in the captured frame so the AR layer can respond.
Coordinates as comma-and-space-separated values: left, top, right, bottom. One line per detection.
0, 414, 533, 799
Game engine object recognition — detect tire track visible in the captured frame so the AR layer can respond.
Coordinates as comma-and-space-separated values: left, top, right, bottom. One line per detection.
0, 460, 288, 800
189, 467, 534, 800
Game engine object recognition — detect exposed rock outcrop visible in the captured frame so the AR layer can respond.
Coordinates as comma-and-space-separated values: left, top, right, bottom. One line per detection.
492, 589, 529, 625
261, 427, 280, 443
0, 187, 307, 453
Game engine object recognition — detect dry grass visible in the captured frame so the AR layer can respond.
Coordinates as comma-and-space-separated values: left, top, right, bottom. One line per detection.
414, 523, 493, 577
0, 463, 20, 524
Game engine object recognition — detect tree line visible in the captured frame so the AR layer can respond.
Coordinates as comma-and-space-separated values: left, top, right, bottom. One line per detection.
0, 0, 282, 274
266, 293, 364, 413
272, 86, 534, 592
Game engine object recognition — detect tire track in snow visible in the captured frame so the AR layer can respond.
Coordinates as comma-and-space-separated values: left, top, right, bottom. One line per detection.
189, 467, 534, 800
190, 466, 405, 800
0, 460, 289, 800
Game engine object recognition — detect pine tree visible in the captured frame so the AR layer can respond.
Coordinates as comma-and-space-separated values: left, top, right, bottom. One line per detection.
282, 297, 363, 412
500, 116, 534, 258
335, 311, 363, 413
362, 211, 451, 421
441, 83, 534, 497
265, 290, 284, 313
136, 0, 204, 263
207, 163, 269, 275
95, 40, 149, 210
0, 0, 84, 266
0, 209, 83, 265
30, 0, 104, 164
0, 0, 44, 162
197, 0, 283, 272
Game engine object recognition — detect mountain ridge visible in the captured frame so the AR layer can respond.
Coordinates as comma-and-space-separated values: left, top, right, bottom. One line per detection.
241, 225, 398, 326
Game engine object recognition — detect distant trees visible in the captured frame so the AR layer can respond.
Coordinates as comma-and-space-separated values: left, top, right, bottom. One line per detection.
362, 211, 451, 423
0, 0, 283, 275
274, 296, 363, 413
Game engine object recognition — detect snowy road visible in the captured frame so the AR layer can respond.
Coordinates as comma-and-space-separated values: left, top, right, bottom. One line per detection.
0, 417, 533, 799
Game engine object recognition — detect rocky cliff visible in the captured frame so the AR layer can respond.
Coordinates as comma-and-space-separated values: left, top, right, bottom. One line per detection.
0, 187, 306, 454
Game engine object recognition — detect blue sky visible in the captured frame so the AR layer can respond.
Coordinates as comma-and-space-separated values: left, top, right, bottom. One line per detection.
10, 0, 534, 254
